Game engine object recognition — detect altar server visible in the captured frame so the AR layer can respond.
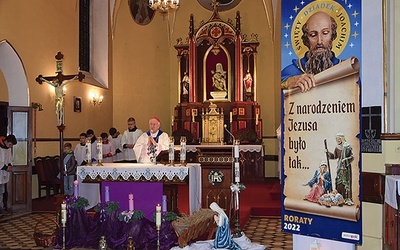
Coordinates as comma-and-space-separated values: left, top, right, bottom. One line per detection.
100, 132, 115, 163
121, 117, 143, 163
108, 127, 124, 163
0, 134, 17, 217
74, 132, 87, 166
134, 117, 169, 163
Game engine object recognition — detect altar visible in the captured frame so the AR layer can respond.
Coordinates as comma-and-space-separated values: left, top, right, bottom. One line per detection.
77, 163, 201, 217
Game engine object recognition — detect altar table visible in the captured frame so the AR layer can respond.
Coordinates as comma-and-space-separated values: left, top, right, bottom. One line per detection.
77, 163, 201, 215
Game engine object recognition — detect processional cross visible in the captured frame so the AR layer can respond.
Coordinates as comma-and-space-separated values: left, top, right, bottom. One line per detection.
35, 51, 85, 126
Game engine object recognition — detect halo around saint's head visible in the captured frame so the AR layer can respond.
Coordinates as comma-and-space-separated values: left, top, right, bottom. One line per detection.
291, 0, 350, 58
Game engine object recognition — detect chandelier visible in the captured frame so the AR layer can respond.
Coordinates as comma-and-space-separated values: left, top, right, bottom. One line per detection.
149, 0, 180, 13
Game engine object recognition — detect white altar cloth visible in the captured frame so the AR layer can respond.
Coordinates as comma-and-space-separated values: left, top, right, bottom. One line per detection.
385, 175, 400, 209
186, 144, 263, 153
77, 163, 201, 214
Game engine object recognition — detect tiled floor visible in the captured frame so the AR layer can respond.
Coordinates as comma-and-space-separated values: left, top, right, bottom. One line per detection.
0, 212, 292, 249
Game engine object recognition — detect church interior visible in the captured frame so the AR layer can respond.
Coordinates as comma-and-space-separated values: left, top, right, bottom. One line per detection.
0, 0, 399, 249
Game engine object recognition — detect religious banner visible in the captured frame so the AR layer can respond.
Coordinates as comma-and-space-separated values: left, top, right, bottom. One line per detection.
280, 0, 362, 245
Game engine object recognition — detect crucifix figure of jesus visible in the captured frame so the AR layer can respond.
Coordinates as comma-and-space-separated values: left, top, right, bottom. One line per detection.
36, 52, 85, 126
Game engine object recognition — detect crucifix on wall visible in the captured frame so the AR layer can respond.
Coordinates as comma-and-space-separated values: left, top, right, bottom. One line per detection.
35, 51, 85, 126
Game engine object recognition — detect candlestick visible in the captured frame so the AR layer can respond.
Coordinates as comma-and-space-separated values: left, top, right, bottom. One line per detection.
85, 138, 92, 165
73, 180, 79, 197
61, 202, 67, 225
168, 136, 175, 166
162, 195, 167, 213
97, 138, 103, 166
180, 136, 186, 165
156, 204, 162, 229
105, 186, 110, 202
128, 193, 134, 211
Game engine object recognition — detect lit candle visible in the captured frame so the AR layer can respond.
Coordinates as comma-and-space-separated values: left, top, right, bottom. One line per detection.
128, 193, 134, 211
162, 195, 167, 213
229, 112, 233, 123
97, 138, 103, 161
61, 202, 67, 225
105, 186, 110, 202
156, 204, 162, 228
73, 180, 79, 197
85, 139, 91, 163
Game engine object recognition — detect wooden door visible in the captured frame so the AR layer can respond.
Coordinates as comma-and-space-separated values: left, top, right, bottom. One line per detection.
7, 106, 32, 212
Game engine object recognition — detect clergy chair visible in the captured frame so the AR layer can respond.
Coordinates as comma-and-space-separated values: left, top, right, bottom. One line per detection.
35, 156, 61, 198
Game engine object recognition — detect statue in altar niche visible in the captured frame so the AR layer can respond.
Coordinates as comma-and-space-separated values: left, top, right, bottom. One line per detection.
243, 71, 253, 101
181, 72, 190, 103
210, 63, 228, 100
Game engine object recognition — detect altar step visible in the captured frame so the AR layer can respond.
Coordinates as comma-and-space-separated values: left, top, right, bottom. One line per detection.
250, 180, 281, 217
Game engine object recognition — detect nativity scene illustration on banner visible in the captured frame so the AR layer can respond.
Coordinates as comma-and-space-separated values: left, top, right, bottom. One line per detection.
172, 3, 261, 145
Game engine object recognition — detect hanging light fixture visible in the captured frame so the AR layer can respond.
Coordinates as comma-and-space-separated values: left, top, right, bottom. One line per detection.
149, 0, 180, 14
149, 0, 180, 45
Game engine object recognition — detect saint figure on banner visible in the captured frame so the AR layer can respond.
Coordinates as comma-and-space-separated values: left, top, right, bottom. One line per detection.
281, 11, 342, 92
326, 133, 354, 206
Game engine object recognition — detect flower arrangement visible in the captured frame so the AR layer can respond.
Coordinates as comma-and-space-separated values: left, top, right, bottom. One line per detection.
94, 201, 120, 223
118, 210, 145, 223
65, 196, 89, 209
230, 183, 246, 193
94, 201, 119, 215
172, 129, 194, 145
234, 127, 258, 143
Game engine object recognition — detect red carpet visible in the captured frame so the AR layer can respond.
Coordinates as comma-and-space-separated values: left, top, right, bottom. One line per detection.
176, 178, 281, 228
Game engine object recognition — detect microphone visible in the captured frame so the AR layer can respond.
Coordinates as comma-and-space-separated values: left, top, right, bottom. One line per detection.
224, 124, 235, 142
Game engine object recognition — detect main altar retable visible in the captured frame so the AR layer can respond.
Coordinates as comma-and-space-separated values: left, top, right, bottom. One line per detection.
168, 2, 265, 214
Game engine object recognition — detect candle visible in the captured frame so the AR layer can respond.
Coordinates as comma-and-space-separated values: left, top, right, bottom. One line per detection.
97, 138, 103, 161
156, 204, 162, 228
128, 193, 134, 211
85, 139, 91, 163
61, 202, 67, 225
192, 109, 195, 123
105, 186, 110, 202
169, 137, 175, 163
234, 139, 239, 158
180, 136, 186, 163
255, 113, 259, 125
73, 180, 79, 197
162, 195, 167, 212
229, 112, 233, 123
